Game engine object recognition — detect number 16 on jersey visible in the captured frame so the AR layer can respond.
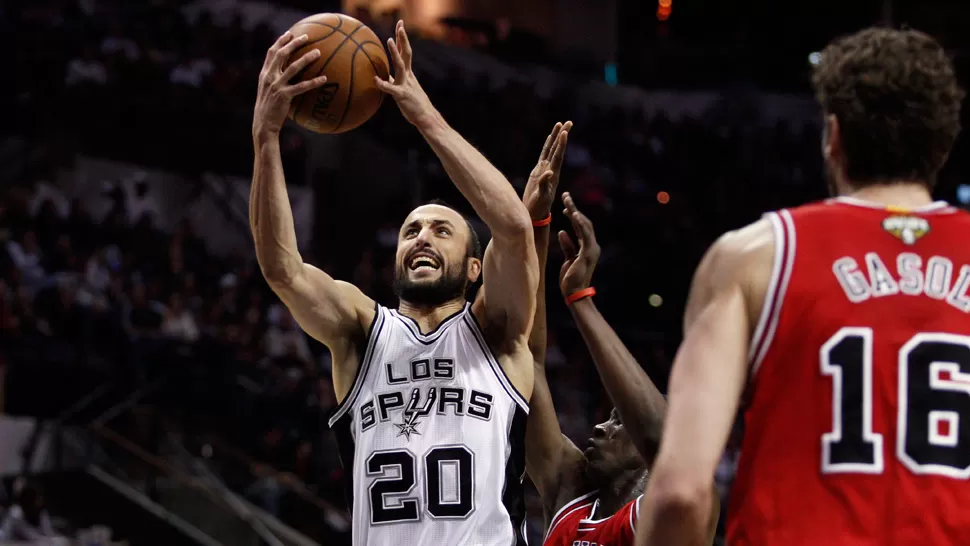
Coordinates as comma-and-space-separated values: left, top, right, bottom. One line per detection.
821, 327, 970, 478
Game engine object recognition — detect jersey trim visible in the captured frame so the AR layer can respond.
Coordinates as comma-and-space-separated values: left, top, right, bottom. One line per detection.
462, 311, 530, 412
327, 304, 387, 427
389, 303, 468, 345
502, 405, 529, 546
544, 491, 596, 542
579, 498, 610, 524
749, 210, 796, 377
331, 411, 357, 514
630, 494, 643, 534
829, 196, 957, 214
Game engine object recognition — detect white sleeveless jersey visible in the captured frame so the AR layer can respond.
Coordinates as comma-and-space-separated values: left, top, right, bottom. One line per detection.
328, 303, 530, 546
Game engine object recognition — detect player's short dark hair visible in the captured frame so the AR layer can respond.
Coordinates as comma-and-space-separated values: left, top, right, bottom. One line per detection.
812, 27, 964, 187
424, 199, 483, 260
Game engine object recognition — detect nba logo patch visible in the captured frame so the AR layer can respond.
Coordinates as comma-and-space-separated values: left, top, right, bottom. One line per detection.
882, 215, 930, 245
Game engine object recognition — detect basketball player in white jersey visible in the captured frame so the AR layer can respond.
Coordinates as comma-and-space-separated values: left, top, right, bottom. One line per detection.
251, 21, 537, 545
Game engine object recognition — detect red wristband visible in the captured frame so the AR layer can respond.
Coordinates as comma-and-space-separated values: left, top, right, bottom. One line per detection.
532, 214, 552, 227
565, 287, 596, 305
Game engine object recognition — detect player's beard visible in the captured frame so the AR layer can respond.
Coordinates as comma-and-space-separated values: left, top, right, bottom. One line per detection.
393, 259, 469, 307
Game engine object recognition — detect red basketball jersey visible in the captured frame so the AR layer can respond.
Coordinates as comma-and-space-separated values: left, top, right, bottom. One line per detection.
728, 197, 970, 546
543, 492, 642, 546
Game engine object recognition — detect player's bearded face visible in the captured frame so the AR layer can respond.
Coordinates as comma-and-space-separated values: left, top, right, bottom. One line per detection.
393, 246, 470, 306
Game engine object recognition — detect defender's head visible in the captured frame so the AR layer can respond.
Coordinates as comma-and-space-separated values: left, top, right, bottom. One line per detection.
813, 27, 964, 195
393, 200, 483, 307
584, 408, 643, 484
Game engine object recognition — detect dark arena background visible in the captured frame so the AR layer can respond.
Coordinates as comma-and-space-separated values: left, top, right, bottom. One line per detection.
1, 0, 968, 544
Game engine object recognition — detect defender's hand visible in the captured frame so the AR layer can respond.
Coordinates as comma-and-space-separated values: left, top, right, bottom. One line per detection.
558, 192, 601, 297
524, 121, 571, 221
374, 21, 437, 129
253, 32, 329, 138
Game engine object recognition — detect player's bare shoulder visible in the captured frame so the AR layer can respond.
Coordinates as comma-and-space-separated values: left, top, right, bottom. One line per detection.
689, 217, 776, 329
332, 278, 378, 331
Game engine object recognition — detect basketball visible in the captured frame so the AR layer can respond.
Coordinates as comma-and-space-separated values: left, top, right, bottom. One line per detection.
285, 14, 389, 134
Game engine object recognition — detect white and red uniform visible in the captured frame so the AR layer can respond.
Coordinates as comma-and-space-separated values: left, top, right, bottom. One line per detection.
729, 197, 970, 546
543, 491, 642, 546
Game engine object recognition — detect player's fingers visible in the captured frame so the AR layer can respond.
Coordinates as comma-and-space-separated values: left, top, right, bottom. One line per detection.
265, 31, 293, 63
387, 38, 407, 77
558, 230, 577, 259
283, 74, 328, 97
573, 211, 599, 258
272, 34, 308, 72
550, 129, 569, 172
279, 49, 321, 84
277, 33, 309, 59
565, 210, 586, 248
537, 134, 553, 163
562, 192, 577, 216
562, 194, 586, 242
545, 123, 564, 161
538, 122, 561, 161
397, 20, 414, 69
540, 170, 554, 185
374, 76, 400, 95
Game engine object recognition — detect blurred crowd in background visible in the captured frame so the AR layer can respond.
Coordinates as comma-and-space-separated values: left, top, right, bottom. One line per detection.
3, 0, 970, 545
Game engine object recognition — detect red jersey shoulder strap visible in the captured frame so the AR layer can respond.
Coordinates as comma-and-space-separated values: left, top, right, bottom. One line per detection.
748, 209, 797, 378
544, 491, 596, 542
628, 494, 644, 536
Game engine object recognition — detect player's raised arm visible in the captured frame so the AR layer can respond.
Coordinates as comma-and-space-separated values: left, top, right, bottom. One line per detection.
521, 123, 586, 511
556, 195, 668, 464
635, 221, 773, 546
375, 21, 537, 340
251, 31, 375, 396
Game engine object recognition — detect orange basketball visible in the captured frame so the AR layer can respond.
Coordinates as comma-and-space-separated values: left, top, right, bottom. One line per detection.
285, 14, 390, 134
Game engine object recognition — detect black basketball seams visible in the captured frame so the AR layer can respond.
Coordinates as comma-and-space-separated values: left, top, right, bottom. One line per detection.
333, 46, 359, 133
292, 22, 365, 128
287, 21, 339, 88
291, 28, 354, 123
294, 16, 383, 50
356, 41, 387, 78
299, 26, 339, 48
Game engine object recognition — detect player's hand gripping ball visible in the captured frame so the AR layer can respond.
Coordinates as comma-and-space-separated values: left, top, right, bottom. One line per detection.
283, 14, 390, 134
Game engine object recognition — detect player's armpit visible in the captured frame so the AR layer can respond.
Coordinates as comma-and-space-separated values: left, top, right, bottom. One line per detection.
269, 264, 375, 397
636, 223, 771, 546
270, 264, 374, 344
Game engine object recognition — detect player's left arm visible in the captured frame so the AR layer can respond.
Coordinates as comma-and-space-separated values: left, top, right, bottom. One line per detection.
521, 123, 588, 513
377, 21, 537, 343
635, 220, 774, 546
557, 195, 667, 464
